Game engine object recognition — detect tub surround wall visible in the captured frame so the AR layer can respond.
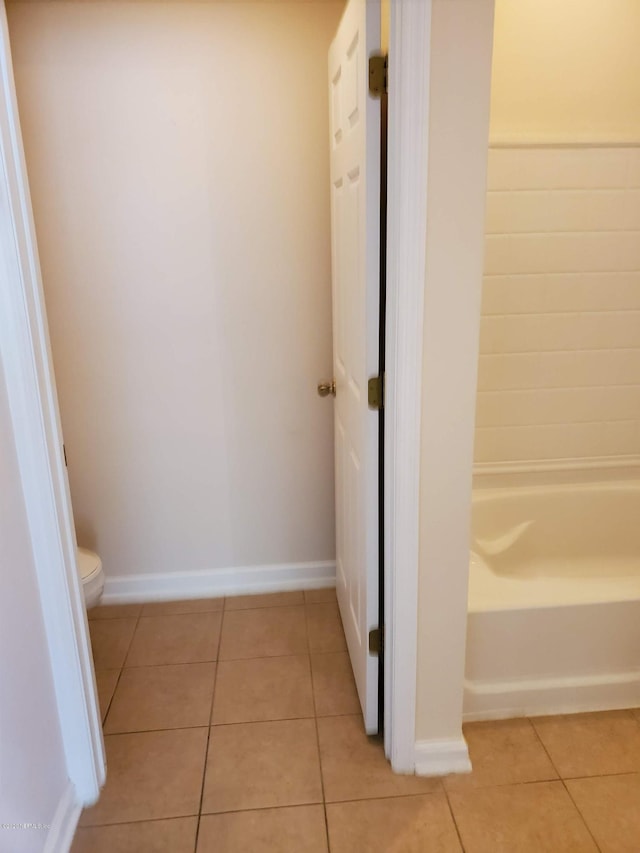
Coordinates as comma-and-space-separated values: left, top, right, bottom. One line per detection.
475, 144, 640, 469
7, 1, 343, 598
480, 0, 640, 471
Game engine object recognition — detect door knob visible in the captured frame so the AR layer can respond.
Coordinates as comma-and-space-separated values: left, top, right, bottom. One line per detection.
317, 380, 336, 398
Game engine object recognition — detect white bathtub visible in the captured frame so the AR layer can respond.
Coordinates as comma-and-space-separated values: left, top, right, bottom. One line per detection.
465, 481, 640, 721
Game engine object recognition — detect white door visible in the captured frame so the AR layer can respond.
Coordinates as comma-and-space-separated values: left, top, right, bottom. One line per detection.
328, 0, 381, 734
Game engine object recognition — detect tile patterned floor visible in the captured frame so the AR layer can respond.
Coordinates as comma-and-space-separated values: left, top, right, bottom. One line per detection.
73, 590, 640, 852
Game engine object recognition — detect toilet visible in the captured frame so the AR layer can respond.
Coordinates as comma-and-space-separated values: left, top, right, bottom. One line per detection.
77, 546, 104, 609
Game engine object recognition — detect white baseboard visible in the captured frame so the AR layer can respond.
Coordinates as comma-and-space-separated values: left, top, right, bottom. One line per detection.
102, 561, 336, 604
414, 737, 471, 777
44, 782, 82, 853
464, 670, 640, 722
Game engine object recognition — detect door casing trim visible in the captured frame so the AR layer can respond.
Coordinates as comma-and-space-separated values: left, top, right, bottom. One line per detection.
0, 0, 105, 805
384, 0, 432, 772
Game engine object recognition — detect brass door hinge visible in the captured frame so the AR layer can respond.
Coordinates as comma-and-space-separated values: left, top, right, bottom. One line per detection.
368, 627, 383, 655
368, 375, 384, 410
368, 55, 388, 97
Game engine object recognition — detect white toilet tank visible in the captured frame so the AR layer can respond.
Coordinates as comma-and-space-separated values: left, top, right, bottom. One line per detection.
77, 546, 104, 609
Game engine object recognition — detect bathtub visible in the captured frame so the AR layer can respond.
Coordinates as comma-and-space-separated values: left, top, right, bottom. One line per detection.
464, 480, 640, 721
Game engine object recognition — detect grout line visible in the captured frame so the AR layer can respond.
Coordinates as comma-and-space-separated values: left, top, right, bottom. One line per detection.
477, 384, 640, 394
120, 658, 219, 669
482, 309, 640, 318
478, 384, 640, 394
101, 724, 210, 739
475, 418, 640, 430
210, 715, 318, 729
118, 652, 314, 669
443, 788, 467, 853
101, 723, 213, 737
480, 348, 640, 357
561, 769, 640, 782
484, 270, 640, 279
480, 346, 640, 356
138, 605, 224, 616
527, 717, 563, 780
212, 651, 311, 664
100, 667, 124, 730
113, 660, 219, 672
486, 228, 640, 237
560, 779, 603, 853
486, 190, 640, 196
437, 775, 563, 793
193, 605, 223, 853
481, 309, 640, 319
195, 800, 325, 819
200, 790, 448, 812
123, 610, 143, 667
99, 606, 144, 728
78, 814, 201, 830
525, 713, 603, 849
303, 605, 331, 853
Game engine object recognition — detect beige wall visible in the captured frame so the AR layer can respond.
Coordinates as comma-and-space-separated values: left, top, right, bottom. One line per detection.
7, 0, 343, 581
0, 357, 68, 851
490, 0, 640, 143
380, 0, 389, 53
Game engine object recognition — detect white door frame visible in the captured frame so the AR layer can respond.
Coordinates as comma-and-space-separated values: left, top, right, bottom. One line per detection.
385, 0, 494, 773
383, 0, 432, 771
0, 0, 477, 786
0, 1, 105, 806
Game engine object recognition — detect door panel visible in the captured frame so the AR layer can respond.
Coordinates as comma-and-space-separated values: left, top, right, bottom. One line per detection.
329, 0, 380, 734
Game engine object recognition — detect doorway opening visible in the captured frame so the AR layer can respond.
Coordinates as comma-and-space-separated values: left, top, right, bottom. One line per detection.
5, 0, 389, 737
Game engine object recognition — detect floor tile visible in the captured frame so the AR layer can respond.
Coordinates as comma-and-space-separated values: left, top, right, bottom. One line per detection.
126, 612, 222, 666
142, 598, 224, 616
71, 817, 197, 852
197, 806, 328, 853
311, 652, 360, 716
79, 728, 208, 825
88, 618, 137, 669
88, 603, 143, 621
566, 772, 640, 853
218, 606, 308, 660
94, 670, 120, 723
444, 718, 558, 792
225, 591, 304, 610
448, 781, 598, 852
532, 710, 640, 778
212, 656, 313, 724
304, 588, 337, 604
317, 715, 440, 802
306, 603, 347, 653
104, 663, 216, 733
202, 719, 322, 813
327, 793, 462, 853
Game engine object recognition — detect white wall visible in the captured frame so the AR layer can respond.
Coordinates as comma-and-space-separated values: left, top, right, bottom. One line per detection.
0, 359, 68, 853
415, 0, 494, 744
6, 0, 343, 585
477, 146, 640, 467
